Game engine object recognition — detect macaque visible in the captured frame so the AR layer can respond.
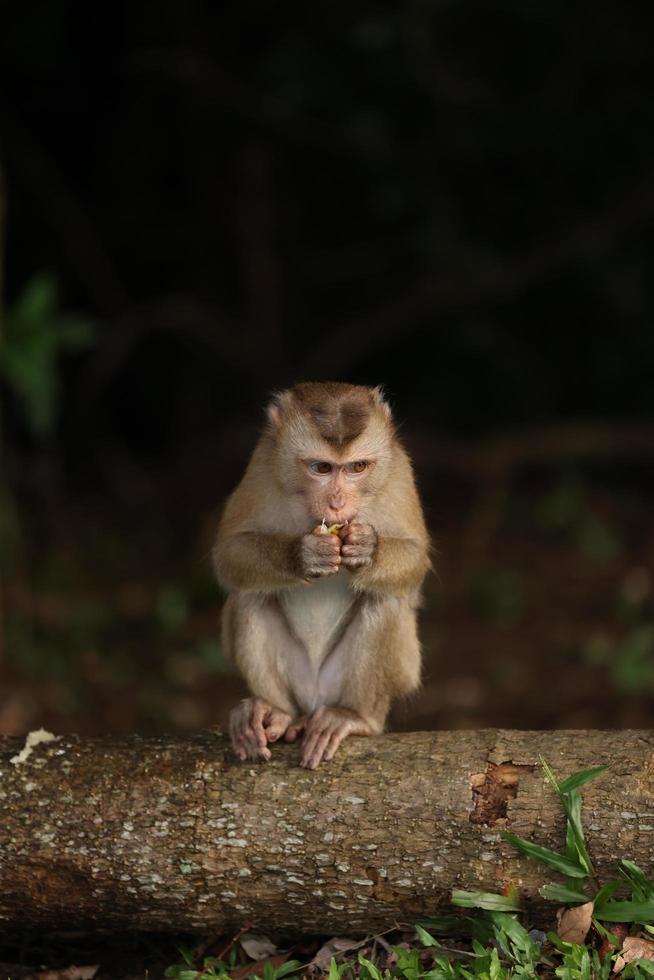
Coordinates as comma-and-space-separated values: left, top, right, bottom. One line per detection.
213, 382, 430, 768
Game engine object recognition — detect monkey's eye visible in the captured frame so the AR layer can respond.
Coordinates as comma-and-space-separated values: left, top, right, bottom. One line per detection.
347, 461, 368, 474
309, 461, 333, 475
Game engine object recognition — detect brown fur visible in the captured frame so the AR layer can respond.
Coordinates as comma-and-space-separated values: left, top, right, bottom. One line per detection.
213, 382, 430, 767
292, 382, 373, 448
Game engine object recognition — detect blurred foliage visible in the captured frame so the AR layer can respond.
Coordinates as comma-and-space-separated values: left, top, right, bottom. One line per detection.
535, 475, 622, 561
156, 584, 190, 634
1, 3, 654, 457
469, 569, 525, 628
585, 626, 654, 695
1, 272, 95, 439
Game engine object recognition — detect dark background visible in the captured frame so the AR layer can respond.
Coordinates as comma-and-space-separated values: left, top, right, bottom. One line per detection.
1, 1, 653, 738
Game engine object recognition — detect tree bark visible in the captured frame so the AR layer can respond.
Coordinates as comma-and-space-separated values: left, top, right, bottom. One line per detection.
1, 730, 652, 934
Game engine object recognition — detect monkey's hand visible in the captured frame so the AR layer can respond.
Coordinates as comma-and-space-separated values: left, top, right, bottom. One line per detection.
229, 696, 293, 762
339, 521, 377, 570
284, 706, 373, 769
299, 528, 342, 579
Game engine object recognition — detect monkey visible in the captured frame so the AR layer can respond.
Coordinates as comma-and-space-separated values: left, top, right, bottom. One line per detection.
212, 382, 430, 769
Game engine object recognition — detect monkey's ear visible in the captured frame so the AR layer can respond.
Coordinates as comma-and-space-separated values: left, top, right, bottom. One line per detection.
371, 385, 392, 421
265, 389, 292, 430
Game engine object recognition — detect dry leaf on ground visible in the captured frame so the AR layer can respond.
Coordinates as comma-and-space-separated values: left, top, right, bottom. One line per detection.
556, 902, 594, 945
613, 936, 654, 973
313, 937, 362, 971
240, 933, 278, 961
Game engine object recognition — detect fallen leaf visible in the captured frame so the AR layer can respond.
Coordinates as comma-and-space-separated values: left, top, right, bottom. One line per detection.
313, 937, 361, 971
557, 902, 594, 944
599, 924, 628, 962
240, 933, 278, 961
614, 936, 654, 973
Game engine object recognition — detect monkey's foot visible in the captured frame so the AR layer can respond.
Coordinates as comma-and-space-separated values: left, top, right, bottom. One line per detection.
229, 697, 293, 762
284, 706, 373, 769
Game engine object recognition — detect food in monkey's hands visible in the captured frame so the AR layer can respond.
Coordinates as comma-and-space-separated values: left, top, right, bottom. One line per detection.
318, 519, 345, 536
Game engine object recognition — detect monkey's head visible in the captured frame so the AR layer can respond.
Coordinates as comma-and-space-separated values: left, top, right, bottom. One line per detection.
266, 382, 396, 526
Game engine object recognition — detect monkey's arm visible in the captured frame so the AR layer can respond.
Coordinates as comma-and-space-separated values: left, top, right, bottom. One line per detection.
213, 531, 303, 592
344, 457, 431, 596
350, 534, 430, 595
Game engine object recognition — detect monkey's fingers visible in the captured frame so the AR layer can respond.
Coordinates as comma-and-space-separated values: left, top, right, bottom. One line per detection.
237, 725, 272, 761
322, 727, 350, 762
229, 721, 266, 762
284, 716, 308, 742
341, 546, 373, 569
233, 734, 272, 762
247, 698, 273, 748
263, 708, 292, 742
320, 717, 371, 763
229, 700, 273, 761
301, 723, 335, 769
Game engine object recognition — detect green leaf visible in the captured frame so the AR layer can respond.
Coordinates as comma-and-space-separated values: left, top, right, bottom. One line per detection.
272, 962, 302, 980
595, 900, 654, 923
563, 789, 593, 874
416, 924, 441, 947
619, 860, 654, 901
11, 272, 59, 324
540, 884, 590, 903
357, 955, 383, 980
417, 915, 464, 934
540, 756, 561, 796
593, 880, 623, 909
558, 766, 608, 794
592, 918, 623, 948
501, 830, 587, 877
451, 890, 521, 911
489, 911, 534, 951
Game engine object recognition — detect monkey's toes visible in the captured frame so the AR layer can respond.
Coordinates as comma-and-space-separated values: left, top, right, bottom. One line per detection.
264, 709, 292, 742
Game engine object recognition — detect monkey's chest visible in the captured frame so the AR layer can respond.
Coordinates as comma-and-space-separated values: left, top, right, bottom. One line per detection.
280, 572, 355, 666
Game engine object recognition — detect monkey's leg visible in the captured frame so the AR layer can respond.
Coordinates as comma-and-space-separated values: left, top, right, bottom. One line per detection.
285, 596, 421, 769
223, 593, 300, 762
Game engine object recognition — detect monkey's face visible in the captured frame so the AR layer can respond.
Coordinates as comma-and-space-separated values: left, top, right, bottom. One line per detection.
290, 413, 394, 524
266, 383, 395, 526
303, 457, 372, 525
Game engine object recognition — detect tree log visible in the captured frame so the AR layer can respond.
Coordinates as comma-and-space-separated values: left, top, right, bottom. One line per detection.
1, 730, 653, 934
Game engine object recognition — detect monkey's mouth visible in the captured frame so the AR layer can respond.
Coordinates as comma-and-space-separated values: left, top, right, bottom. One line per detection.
317, 510, 356, 526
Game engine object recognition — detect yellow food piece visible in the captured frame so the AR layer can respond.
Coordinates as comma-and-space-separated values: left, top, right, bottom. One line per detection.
318, 520, 345, 535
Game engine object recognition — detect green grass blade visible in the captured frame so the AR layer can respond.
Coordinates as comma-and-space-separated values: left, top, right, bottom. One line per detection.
619, 860, 654, 901
558, 766, 608, 794
451, 890, 522, 911
540, 884, 590, 903
593, 880, 623, 909
540, 756, 561, 796
415, 924, 441, 947
594, 900, 654, 922
564, 789, 593, 874
501, 830, 587, 877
